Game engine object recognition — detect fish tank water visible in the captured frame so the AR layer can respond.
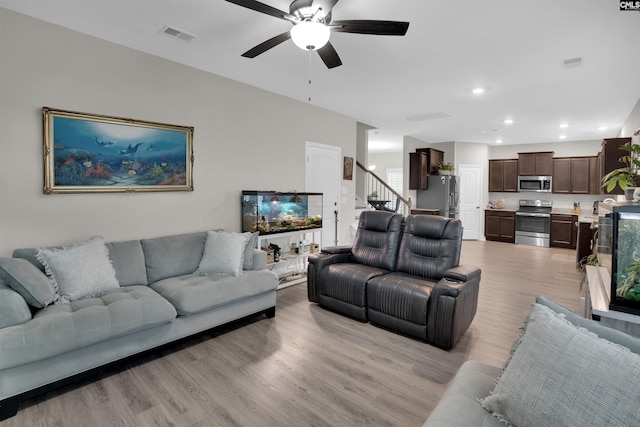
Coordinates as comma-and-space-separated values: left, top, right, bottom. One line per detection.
242, 191, 322, 235
610, 205, 640, 316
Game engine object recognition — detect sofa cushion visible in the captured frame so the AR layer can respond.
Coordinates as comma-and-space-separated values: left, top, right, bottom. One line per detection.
36, 236, 120, 304
0, 282, 32, 328
396, 215, 462, 281
243, 231, 259, 271
481, 303, 640, 427
141, 232, 206, 284
367, 272, 434, 325
105, 240, 148, 286
0, 257, 57, 307
197, 231, 250, 277
350, 211, 404, 271
422, 361, 504, 427
0, 286, 177, 371
150, 270, 278, 316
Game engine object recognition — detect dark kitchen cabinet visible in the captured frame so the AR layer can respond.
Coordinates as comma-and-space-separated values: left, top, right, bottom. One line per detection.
489, 159, 518, 192
409, 148, 446, 190
553, 156, 596, 194
599, 137, 632, 195
485, 210, 515, 243
550, 214, 577, 249
518, 152, 554, 176
409, 152, 428, 190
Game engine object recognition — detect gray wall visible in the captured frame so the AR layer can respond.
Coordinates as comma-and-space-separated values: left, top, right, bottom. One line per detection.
0, 9, 357, 256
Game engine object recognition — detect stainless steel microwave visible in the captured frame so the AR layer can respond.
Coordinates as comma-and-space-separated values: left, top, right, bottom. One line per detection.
518, 176, 552, 192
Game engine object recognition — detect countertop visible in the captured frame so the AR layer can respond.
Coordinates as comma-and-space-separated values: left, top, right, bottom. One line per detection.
485, 206, 598, 224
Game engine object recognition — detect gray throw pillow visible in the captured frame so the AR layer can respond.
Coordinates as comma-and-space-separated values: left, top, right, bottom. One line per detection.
0, 257, 57, 307
36, 236, 120, 304
481, 303, 640, 427
197, 231, 250, 277
243, 232, 259, 271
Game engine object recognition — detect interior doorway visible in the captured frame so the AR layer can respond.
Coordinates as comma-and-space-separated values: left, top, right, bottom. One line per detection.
305, 142, 342, 247
458, 164, 483, 240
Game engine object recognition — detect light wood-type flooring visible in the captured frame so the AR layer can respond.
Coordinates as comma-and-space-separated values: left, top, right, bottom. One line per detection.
2, 241, 584, 427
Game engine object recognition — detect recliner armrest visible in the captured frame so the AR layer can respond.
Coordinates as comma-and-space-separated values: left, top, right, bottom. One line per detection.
443, 265, 481, 284
320, 245, 353, 255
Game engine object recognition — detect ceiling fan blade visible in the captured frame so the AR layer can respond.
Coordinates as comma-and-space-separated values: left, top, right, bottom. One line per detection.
225, 0, 296, 22
242, 32, 292, 58
317, 42, 342, 69
330, 20, 409, 36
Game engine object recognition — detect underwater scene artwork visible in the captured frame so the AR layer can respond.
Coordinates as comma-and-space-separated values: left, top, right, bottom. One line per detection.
43, 108, 193, 193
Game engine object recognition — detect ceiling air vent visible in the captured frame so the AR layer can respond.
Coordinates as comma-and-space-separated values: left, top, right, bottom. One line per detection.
159, 25, 198, 43
563, 57, 582, 68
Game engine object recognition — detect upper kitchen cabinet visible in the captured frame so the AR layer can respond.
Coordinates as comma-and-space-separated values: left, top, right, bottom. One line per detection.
600, 137, 632, 195
409, 148, 445, 190
489, 159, 518, 192
518, 152, 554, 176
409, 151, 428, 190
552, 156, 598, 194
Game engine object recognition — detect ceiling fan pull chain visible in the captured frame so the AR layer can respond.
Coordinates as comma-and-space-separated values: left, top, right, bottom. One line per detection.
308, 49, 312, 102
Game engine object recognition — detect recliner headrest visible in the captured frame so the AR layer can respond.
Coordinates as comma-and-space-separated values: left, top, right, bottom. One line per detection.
359, 211, 402, 232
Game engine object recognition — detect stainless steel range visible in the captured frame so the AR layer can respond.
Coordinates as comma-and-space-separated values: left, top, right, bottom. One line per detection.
515, 199, 552, 247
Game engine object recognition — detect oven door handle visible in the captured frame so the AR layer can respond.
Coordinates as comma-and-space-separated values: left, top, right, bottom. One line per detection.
515, 212, 551, 218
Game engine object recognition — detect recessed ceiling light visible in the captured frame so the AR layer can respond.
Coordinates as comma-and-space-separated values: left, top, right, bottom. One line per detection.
559, 134, 567, 139
504, 119, 514, 125
495, 138, 503, 144
559, 123, 569, 129
472, 87, 485, 95
598, 126, 608, 131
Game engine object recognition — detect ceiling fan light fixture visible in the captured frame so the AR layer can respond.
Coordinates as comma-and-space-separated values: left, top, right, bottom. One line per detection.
290, 21, 330, 51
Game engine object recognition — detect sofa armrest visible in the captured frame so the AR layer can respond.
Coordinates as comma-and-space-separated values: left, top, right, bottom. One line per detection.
443, 265, 481, 284
427, 267, 481, 349
320, 245, 353, 255
251, 249, 268, 270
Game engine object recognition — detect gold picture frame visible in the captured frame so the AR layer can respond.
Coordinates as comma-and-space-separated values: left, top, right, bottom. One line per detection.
43, 107, 194, 194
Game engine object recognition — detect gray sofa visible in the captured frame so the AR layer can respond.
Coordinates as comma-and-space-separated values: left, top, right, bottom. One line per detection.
424, 295, 640, 426
0, 231, 279, 420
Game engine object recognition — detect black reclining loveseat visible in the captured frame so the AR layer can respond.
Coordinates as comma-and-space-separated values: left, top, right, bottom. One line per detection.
307, 211, 480, 350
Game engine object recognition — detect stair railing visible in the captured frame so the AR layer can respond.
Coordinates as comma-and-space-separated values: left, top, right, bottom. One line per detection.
356, 160, 412, 215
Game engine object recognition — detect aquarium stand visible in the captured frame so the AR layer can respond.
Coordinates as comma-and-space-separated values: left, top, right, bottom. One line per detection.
585, 265, 640, 338
257, 229, 322, 290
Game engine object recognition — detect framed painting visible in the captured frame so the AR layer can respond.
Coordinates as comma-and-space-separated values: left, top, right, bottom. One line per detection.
343, 156, 353, 180
43, 107, 194, 194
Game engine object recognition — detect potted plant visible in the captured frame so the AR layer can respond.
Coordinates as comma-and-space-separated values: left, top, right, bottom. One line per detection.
368, 190, 378, 200
601, 140, 640, 199
436, 161, 454, 175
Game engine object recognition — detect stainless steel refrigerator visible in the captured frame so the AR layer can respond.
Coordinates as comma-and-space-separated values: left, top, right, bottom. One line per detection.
416, 175, 458, 218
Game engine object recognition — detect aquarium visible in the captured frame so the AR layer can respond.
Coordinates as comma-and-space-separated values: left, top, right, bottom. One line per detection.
242, 191, 323, 235
610, 205, 640, 316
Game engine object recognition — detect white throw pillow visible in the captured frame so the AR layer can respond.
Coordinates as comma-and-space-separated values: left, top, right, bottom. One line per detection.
481, 303, 640, 427
198, 231, 250, 277
36, 236, 120, 304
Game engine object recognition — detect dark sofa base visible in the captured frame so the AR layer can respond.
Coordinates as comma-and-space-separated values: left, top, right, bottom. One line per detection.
0, 306, 275, 421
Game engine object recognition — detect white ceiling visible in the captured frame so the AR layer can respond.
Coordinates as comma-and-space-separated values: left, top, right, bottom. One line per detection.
2, 0, 639, 153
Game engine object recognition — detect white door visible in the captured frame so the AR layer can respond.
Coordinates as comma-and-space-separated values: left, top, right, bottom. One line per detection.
458, 164, 483, 240
305, 142, 341, 247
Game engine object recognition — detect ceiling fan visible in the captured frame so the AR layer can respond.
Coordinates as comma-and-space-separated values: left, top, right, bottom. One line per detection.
225, 0, 410, 69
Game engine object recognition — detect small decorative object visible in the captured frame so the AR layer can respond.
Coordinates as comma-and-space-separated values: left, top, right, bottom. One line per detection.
436, 161, 454, 175
369, 190, 378, 200
43, 107, 194, 194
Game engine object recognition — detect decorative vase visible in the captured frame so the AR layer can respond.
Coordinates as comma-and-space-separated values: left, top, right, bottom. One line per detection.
633, 187, 640, 202
438, 170, 452, 175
